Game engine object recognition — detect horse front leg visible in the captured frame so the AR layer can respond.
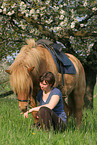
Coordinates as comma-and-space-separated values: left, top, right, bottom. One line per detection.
62, 98, 71, 124
32, 112, 39, 123
30, 97, 39, 123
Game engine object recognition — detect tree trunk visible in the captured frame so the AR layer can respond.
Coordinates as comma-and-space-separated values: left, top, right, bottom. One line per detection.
84, 66, 96, 109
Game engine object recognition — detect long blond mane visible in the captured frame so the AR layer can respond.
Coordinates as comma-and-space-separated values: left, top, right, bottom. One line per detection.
9, 39, 41, 94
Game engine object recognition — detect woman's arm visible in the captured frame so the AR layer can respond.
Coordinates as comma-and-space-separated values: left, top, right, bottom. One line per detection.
24, 106, 41, 118
43, 95, 60, 109
24, 95, 60, 118
23, 101, 41, 118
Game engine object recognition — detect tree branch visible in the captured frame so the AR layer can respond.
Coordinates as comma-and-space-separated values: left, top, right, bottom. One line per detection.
75, 10, 97, 30
1, 10, 97, 39
0, 90, 14, 98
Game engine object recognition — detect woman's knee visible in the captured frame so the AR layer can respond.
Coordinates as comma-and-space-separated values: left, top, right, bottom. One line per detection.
39, 107, 50, 117
39, 107, 46, 115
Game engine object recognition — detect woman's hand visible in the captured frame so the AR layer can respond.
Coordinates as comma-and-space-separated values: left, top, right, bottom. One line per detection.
24, 111, 29, 118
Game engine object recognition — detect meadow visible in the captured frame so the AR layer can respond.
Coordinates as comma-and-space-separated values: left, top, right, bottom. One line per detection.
0, 85, 97, 145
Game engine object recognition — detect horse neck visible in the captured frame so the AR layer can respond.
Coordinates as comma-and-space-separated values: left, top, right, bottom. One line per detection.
37, 46, 60, 83
37, 46, 53, 72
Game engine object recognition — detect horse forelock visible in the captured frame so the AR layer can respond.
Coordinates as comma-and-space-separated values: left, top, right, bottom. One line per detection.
10, 64, 32, 94
18, 39, 40, 71
9, 39, 40, 94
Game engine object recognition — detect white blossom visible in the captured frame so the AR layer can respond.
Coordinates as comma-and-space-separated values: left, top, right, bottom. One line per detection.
33, 15, 38, 20
92, 7, 97, 11
60, 21, 64, 26
3, 8, 6, 12
40, 7, 45, 11
26, 13, 29, 17
63, 3, 67, 6
36, 9, 40, 13
60, 10, 65, 14
30, 9, 35, 14
80, 24, 84, 27
60, 5, 63, 8
59, 15, 64, 20
0, 9, 2, 12
1, 5, 4, 8
7, 12, 12, 16
7, 11, 14, 16
30, 29, 34, 33
54, 26, 61, 31
45, 20, 50, 24
21, 11, 25, 14
40, 13, 43, 16
11, 3, 16, 8
12, 10, 14, 14
83, 1, 87, 7
53, 6, 59, 11
60, 18, 68, 26
20, 2, 25, 7
45, 1, 50, 4
23, 4, 27, 8
71, 22, 75, 28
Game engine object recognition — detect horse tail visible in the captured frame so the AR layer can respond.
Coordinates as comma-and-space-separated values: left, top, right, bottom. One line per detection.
26, 39, 36, 49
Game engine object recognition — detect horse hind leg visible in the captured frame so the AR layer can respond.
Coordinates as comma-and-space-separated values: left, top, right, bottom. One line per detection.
73, 91, 84, 126
67, 91, 76, 117
63, 92, 84, 126
67, 90, 84, 126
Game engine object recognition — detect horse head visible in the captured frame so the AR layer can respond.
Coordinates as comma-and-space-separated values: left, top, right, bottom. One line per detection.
5, 66, 35, 113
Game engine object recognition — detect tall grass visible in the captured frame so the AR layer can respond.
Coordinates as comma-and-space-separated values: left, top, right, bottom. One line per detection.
0, 86, 97, 145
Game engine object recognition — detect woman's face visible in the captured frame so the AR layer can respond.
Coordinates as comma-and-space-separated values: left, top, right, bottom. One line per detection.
39, 80, 51, 92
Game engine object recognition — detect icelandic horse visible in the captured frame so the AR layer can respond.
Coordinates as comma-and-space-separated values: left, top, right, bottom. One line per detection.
6, 39, 86, 125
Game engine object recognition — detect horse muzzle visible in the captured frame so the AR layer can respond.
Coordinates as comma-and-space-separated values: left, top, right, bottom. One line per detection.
18, 101, 28, 113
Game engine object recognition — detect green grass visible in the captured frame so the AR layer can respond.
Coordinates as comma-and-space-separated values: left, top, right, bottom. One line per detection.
0, 86, 97, 145
94, 84, 97, 96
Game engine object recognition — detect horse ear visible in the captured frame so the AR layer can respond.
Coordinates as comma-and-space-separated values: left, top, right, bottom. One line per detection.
5, 70, 11, 75
27, 66, 35, 73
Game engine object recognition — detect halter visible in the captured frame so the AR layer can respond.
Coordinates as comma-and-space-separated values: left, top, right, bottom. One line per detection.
17, 87, 32, 104
17, 99, 28, 102
17, 87, 36, 108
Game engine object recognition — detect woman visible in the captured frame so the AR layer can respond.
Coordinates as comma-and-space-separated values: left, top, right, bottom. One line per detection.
24, 72, 67, 131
